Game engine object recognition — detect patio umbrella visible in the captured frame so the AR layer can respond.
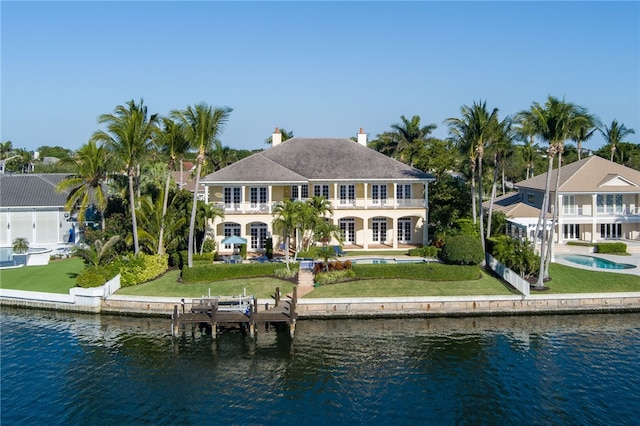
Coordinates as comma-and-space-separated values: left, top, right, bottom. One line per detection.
221, 235, 247, 245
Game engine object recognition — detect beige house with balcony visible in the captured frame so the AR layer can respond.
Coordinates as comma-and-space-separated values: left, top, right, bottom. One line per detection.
489, 155, 640, 243
200, 129, 435, 255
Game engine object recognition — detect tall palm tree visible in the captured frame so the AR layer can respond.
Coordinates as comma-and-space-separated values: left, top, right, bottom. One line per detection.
92, 99, 159, 255
599, 119, 636, 162
155, 117, 189, 255
486, 116, 513, 237
272, 199, 303, 270
56, 140, 109, 231
514, 113, 539, 179
519, 96, 591, 288
571, 115, 598, 160
171, 103, 232, 268
446, 101, 499, 254
389, 115, 437, 166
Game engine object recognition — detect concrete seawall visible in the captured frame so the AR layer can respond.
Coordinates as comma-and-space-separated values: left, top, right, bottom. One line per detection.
2, 292, 639, 318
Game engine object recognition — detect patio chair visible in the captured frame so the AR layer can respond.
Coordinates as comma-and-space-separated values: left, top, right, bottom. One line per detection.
333, 245, 346, 256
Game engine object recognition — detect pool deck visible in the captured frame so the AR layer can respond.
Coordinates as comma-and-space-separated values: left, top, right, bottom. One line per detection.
553, 243, 640, 276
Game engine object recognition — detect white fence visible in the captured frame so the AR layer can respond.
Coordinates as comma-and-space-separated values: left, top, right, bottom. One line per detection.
485, 253, 530, 297
0, 274, 121, 310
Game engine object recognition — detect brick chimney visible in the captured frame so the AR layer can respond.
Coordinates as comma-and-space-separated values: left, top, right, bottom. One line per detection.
357, 127, 367, 146
272, 127, 282, 146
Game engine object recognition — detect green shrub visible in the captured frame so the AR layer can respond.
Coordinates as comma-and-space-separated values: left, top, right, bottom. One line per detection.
274, 267, 298, 280
595, 242, 627, 254
315, 270, 356, 286
566, 241, 593, 247
182, 262, 298, 283
453, 219, 479, 238
76, 265, 117, 288
440, 235, 484, 265
202, 239, 216, 253
113, 253, 168, 287
407, 246, 438, 257
490, 235, 539, 278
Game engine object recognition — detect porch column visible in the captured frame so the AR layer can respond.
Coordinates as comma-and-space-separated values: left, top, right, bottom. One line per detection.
333, 183, 338, 207
424, 182, 429, 246
363, 183, 368, 209
393, 183, 398, 209
392, 217, 398, 249
591, 194, 598, 243
362, 218, 369, 250
241, 185, 246, 213
557, 194, 564, 244
268, 185, 273, 213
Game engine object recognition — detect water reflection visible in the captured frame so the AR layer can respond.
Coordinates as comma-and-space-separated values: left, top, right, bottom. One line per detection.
1, 308, 639, 425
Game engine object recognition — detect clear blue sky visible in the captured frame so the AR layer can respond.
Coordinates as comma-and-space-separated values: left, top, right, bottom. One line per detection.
2, 1, 639, 154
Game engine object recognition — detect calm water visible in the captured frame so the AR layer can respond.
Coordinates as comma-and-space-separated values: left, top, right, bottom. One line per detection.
2, 308, 640, 425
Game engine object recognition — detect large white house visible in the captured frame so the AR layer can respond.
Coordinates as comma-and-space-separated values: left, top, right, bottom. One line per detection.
0, 173, 75, 247
200, 129, 436, 254
489, 155, 640, 243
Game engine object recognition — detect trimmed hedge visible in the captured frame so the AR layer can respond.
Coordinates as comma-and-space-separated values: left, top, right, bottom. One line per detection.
114, 253, 169, 287
595, 242, 627, 254
407, 246, 438, 257
77, 265, 115, 288
440, 235, 484, 265
182, 262, 298, 283
315, 270, 356, 286
352, 263, 481, 281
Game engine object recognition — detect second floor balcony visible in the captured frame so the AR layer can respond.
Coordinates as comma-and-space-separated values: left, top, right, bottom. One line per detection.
213, 198, 426, 214
562, 205, 640, 217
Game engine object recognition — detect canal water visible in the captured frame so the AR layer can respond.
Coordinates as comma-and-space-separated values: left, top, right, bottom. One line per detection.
1, 308, 639, 425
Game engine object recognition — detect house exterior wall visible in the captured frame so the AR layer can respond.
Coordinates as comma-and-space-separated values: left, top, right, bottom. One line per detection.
0, 207, 69, 247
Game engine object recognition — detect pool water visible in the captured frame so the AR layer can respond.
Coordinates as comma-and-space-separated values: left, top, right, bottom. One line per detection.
561, 254, 636, 270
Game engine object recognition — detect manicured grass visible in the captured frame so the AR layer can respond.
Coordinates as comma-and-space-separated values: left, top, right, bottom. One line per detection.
307, 270, 516, 298
536, 263, 640, 294
0, 258, 84, 294
116, 270, 295, 299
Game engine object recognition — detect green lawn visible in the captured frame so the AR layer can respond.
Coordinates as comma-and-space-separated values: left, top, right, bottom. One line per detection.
0, 258, 84, 294
116, 270, 295, 299
537, 263, 640, 294
307, 270, 517, 297
2, 258, 638, 298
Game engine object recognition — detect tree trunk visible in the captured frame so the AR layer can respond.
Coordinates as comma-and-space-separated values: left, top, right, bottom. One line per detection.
470, 162, 477, 224
477, 156, 486, 258
158, 172, 171, 255
545, 147, 563, 278
535, 153, 555, 288
128, 171, 140, 255
187, 158, 202, 268
487, 153, 499, 238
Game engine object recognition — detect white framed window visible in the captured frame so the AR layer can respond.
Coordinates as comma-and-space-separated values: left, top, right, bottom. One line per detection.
250, 223, 268, 249
397, 217, 412, 243
396, 184, 412, 204
250, 187, 267, 209
339, 218, 355, 243
527, 193, 535, 205
563, 224, 580, 240
563, 195, 576, 215
372, 217, 387, 243
314, 184, 330, 198
600, 223, 622, 239
339, 185, 356, 206
371, 184, 387, 206
291, 185, 309, 200
224, 187, 241, 209
597, 194, 623, 214
223, 223, 241, 249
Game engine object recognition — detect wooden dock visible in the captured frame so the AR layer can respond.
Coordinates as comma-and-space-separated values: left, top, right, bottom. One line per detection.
171, 287, 298, 338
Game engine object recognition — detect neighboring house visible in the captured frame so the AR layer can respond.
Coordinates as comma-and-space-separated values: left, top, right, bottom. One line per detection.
0, 173, 75, 247
487, 155, 640, 243
200, 129, 435, 254
170, 161, 205, 200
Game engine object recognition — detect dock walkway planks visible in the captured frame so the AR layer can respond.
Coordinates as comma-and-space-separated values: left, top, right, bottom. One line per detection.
171, 287, 298, 338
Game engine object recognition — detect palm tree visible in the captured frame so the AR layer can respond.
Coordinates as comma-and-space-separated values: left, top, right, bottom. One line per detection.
12, 237, 29, 254
514, 114, 539, 179
155, 117, 189, 255
272, 199, 303, 269
486, 116, 513, 237
195, 201, 224, 255
519, 96, 591, 288
171, 102, 232, 268
599, 119, 636, 162
91, 99, 159, 255
0, 141, 13, 159
446, 101, 499, 254
571, 115, 598, 160
55, 140, 109, 231
389, 115, 437, 166
73, 235, 120, 267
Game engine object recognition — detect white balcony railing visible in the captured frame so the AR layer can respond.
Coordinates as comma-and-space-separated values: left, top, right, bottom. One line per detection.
213, 199, 426, 213
563, 205, 640, 217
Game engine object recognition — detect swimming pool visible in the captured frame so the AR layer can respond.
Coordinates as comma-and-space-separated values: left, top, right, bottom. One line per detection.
350, 257, 427, 265
560, 254, 636, 270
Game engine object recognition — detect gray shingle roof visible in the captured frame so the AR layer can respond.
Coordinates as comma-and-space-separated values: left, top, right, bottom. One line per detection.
202, 138, 434, 183
0, 173, 71, 207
